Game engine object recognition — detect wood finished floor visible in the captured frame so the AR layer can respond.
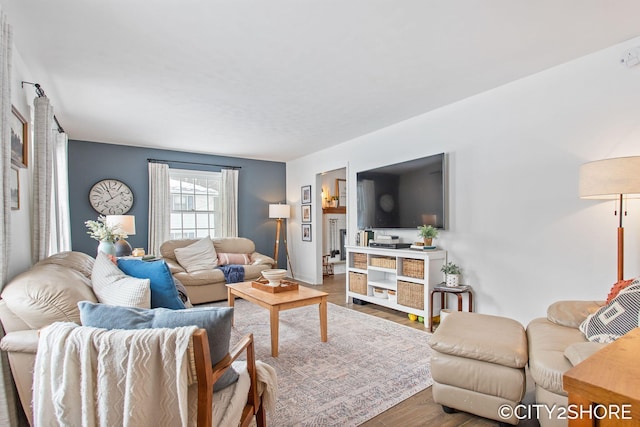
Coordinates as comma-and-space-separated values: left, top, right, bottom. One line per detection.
308, 273, 498, 427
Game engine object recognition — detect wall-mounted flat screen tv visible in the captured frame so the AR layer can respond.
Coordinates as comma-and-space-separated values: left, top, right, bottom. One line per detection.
356, 152, 446, 230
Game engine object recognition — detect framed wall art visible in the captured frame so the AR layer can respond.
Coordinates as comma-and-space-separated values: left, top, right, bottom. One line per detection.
10, 167, 19, 210
11, 106, 28, 168
301, 204, 311, 223
302, 224, 312, 241
301, 185, 311, 204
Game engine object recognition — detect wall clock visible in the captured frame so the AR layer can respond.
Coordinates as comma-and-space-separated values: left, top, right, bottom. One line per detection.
89, 179, 134, 215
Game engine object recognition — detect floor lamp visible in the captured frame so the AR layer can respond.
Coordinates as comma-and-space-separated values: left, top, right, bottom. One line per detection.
269, 204, 294, 278
579, 156, 640, 281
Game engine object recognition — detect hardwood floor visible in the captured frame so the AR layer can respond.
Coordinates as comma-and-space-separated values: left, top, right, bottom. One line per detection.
309, 273, 498, 427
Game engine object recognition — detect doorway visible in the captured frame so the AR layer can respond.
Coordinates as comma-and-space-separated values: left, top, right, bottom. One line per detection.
318, 167, 347, 279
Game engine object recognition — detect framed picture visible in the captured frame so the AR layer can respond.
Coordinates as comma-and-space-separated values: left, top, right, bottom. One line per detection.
336, 179, 347, 207
301, 185, 312, 204
11, 106, 28, 168
10, 167, 19, 210
301, 204, 312, 223
302, 224, 312, 241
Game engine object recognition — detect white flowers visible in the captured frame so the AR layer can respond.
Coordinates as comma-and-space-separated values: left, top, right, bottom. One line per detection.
85, 216, 127, 242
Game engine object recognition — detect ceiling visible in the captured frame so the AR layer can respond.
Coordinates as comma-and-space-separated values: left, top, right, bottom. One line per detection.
3, 1, 640, 162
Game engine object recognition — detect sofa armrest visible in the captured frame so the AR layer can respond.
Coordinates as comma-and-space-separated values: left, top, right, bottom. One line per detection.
547, 300, 605, 328
0, 330, 39, 354
251, 252, 275, 268
164, 258, 186, 275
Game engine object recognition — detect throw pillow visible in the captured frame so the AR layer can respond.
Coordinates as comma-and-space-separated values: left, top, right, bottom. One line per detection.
78, 301, 238, 390
579, 278, 640, 343
606, 278, 635, 303
117, 259, 185, 310
174, 237, 218, 273
217, 253, 251, 266
91, 252, 151, 308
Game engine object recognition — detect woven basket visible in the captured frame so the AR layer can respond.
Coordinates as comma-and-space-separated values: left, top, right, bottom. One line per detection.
349, 272, 367, 295
402, 259, 424, 279
370, 256, 396, 269
352, 253, 367, 269
397, 280, 424, 309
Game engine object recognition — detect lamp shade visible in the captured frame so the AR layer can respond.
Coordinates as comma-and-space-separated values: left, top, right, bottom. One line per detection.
579, 156, 640, 199
106, 215, 136, 235
269, 204, 290, 219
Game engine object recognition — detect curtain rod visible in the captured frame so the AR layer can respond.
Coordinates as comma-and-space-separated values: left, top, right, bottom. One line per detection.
21, 81, 64, 133
147, 158, 241, 169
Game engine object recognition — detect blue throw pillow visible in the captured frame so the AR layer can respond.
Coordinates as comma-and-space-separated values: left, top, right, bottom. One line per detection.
117, 259, 185, 310
78, 301, 238, 390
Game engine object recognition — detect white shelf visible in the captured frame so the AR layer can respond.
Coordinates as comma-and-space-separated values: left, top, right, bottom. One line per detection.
346, 245, 446, 327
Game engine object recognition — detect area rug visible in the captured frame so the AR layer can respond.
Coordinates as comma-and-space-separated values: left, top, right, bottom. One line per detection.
209, 300, 433, 426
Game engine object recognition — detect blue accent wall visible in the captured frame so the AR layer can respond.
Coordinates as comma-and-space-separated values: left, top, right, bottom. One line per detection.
68, 140, 286, 265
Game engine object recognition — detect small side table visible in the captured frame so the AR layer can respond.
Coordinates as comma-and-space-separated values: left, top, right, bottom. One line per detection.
428, 284, 473, 332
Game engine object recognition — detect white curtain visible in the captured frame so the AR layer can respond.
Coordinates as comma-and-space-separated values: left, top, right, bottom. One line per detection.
27, 96, 71, 265
49, 132, 71, 253
221, 168, 238, 237
357, 179, 376, 229
148, 162, 170, 256
0, 7, 18, 427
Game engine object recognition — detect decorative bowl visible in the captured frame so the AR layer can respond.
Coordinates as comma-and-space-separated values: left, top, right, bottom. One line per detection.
261, 269, 287, 286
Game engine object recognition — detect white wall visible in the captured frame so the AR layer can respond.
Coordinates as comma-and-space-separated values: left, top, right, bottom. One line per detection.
286, 37, 640, 326
7, 48, 35, 282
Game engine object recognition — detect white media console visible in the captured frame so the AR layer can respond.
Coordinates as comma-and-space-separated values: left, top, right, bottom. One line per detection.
345, 245, 446, 323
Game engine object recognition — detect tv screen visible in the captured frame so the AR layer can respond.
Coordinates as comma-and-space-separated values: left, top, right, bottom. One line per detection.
356, 153, 446, 230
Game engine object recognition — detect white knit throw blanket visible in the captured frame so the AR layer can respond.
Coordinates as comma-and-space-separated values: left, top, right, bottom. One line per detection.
33, 322, 198, 427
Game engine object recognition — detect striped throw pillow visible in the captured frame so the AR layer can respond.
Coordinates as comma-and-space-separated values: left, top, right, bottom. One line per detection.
579, 278, 640, 343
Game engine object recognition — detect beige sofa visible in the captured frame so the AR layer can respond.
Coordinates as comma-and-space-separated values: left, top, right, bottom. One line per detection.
159, 237, 275, 304
526, 300, 606, 427
0, 251, 274, 426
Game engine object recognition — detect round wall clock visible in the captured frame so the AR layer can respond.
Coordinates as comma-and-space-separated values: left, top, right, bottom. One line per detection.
89, 179, 134, 215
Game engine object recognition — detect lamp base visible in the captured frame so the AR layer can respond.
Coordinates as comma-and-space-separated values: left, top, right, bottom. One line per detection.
115, 239, 133, 257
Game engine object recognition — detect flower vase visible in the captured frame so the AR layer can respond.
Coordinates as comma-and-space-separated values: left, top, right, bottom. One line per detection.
97, 240, 116, 257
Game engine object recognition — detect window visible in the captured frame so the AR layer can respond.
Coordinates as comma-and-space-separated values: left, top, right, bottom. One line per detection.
169, 169, 221, 239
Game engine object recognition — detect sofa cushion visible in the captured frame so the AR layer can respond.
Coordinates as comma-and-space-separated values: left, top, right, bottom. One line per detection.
526, 317, 587, 396
117, 259, 185, 310
563, 341, 608, 366
579, 279, 640, 343
91, 252, 151, 308
547, 300, 604, 329
429, 311, 528, 369
174, 237, 219, 273
78, 302, 238, 390
217, 253, 251, 266
1, 262, 98, 329
212, 237, 255, 254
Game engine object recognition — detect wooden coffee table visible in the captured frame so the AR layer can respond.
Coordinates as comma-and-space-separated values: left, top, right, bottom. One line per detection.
226, 281, 328, 357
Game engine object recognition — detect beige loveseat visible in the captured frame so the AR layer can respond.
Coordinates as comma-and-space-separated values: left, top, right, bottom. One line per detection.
160, 237, 275, 304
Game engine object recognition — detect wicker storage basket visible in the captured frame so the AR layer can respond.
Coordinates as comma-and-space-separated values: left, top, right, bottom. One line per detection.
352, 253, 367, 269
397, 280, 424, 309
370, 256, 396, 269
349, 272, 367, 295
402, 259, 424, 279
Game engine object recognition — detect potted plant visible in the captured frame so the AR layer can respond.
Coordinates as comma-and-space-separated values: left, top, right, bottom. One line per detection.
417, 225, 438, 246
441, 261, 462, 287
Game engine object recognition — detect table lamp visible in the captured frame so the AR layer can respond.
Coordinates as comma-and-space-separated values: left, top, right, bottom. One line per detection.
579, 156, 640, 281
106, 215, 136, 257
269, 203, 294, 277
